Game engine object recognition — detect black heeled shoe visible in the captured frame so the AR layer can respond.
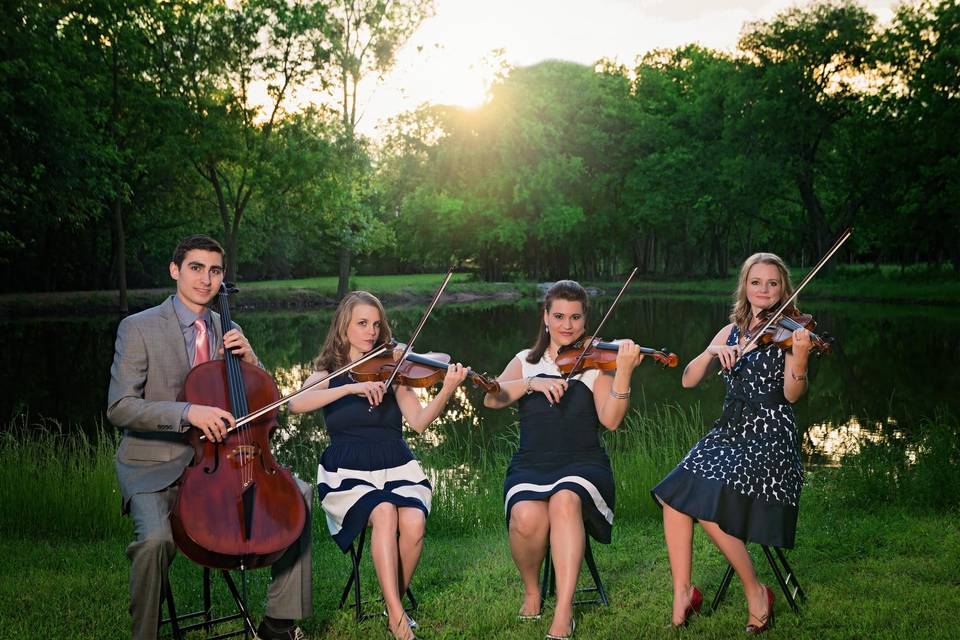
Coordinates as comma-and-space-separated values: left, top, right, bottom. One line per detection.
745, 585, 775, 634
672, 585, 703, 628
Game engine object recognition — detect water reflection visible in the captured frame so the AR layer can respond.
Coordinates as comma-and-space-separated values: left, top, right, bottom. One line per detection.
804, 416, 892, 465
3, 296, 959, 470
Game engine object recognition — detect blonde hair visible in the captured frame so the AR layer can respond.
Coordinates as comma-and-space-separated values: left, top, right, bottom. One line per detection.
313, 291, 393, 372
729, 253, 796, 330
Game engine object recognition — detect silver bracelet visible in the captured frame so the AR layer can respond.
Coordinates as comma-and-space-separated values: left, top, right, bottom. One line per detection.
791, 370, 808, 382
524, 376, 535, 395
609, 387, 631, 400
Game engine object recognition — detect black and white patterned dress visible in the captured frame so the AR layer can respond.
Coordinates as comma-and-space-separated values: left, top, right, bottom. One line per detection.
652, 325, 803, 548
504, 350, 615, 543
316, 374, 432, 552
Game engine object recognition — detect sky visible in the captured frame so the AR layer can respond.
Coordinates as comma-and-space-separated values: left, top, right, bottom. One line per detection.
307, 0, 903, 138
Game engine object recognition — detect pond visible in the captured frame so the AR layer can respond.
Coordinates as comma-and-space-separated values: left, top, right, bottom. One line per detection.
3, 295, 958, 466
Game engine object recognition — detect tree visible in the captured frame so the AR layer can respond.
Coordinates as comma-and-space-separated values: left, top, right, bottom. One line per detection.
319, 0, 435, 297
168, 0, 329, 283
738, 0, 878, 259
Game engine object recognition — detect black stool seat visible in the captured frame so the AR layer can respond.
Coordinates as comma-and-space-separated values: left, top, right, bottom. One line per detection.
710, 545, 806, 614
160, 566, 255, 639
539, 537, 609, 607
338, 527, 418, 622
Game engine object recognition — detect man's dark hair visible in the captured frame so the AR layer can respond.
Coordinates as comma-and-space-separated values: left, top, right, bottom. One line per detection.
171, 234, 225, 268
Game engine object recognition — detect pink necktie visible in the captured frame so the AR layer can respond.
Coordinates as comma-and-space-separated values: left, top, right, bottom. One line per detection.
193, 319, 209, 367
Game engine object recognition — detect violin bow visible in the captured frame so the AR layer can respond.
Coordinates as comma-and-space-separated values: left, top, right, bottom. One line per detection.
562, 267, 638, 382
728, 227, 853, 367
378, 267, 456, 396
203, 343, 395, 440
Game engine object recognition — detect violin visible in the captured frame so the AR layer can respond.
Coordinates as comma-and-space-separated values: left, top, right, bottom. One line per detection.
556, 335, 679, 375
755, 307, 834, 355
350, 343, 501, 394
171, 284, 306, 570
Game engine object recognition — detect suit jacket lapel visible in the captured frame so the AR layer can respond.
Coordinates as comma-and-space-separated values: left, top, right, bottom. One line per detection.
159, 296, 191, 377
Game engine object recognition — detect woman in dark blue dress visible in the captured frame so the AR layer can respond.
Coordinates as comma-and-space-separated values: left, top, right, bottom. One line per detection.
289, 291, 467, 640
484, 280, 644, 640
652, 253, 812, 633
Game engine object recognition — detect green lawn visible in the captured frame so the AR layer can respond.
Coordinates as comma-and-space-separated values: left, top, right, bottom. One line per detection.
1, 485, 957, 639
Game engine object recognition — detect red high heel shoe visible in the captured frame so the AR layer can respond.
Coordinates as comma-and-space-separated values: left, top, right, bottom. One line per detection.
673, 585, 703, 628
745, 585, 775, 634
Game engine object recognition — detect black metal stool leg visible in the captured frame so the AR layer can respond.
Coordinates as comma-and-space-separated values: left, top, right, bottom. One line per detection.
221, 570, 257, 638
582, 539, 609, 606
711, 546, 805, 615
540, 549, 554, 601
539, 539, 609, 608
710, 564, 736, 613
161, 572, 185, 640
339, 526, 418, 624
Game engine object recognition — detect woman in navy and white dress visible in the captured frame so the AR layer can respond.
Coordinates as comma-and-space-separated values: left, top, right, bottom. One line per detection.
652, 253, 812, 633
484, 280, 644, 640
289, 291, 467, 640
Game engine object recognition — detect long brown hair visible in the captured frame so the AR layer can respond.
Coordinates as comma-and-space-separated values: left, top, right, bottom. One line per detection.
313, 291, 393, 372
527, 280, 589, 364
729, 252, 796, 330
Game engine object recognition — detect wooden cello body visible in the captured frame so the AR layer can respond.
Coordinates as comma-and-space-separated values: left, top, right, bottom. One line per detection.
170, 284, 306, 570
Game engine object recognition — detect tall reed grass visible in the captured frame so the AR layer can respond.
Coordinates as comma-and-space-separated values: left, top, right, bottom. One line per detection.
0, 406, 708, 540
0, 416, 130, 539
835, 410, 960, 510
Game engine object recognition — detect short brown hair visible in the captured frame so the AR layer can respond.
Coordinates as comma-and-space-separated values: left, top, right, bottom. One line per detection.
171, 234, 225, 268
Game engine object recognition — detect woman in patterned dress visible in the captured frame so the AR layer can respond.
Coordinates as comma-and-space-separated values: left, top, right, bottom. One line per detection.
652, 253, 812, 633
288, 291, 467, 640
484, 280, 644, 640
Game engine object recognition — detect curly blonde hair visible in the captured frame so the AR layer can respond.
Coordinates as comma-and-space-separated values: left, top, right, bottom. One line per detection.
729, 253, 796, 330
313, 291, 393, 372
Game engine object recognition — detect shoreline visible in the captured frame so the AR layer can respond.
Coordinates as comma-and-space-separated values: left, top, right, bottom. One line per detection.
2, 273, 959, 318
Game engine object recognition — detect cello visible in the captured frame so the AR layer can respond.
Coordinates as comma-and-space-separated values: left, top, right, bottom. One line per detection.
171, 283, 306, 570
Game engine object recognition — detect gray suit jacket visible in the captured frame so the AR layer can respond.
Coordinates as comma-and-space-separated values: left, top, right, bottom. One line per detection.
107, 295, 235, 511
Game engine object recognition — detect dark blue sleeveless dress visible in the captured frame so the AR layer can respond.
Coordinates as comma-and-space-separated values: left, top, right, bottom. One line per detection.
652, 326, 803, 548
504, 350, 615, 543
316, 374, 432, 552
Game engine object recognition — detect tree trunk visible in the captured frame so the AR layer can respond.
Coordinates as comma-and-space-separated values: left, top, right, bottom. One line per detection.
337, 244, 351, 299
109, 38, 128, 314
112, 197, 128, 314
796, 170, 833, 270
225, 229, 239, 284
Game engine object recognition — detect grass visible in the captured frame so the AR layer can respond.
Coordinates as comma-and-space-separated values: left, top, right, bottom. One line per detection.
2, 410, 959, 638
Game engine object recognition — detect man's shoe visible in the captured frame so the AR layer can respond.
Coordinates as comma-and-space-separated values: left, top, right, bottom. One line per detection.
255, 619, 306, 640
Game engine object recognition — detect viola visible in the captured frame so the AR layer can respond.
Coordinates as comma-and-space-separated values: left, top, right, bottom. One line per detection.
171, 284, 306, 570
755, 307, 834, 355
350, 344, 501, 394
556, 335, 679, 375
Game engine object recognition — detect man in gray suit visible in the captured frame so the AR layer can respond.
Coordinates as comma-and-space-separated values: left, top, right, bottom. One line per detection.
107, 234, 312, 640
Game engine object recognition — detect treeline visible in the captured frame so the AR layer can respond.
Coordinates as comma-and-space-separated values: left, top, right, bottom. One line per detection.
0, 0, 432, 303
2, 1, 958, 298
379, 0, 959, 280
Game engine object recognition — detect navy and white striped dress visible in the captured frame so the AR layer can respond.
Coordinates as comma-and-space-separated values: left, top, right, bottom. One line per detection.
503, 350, 615, 543
317, 374, 432, 552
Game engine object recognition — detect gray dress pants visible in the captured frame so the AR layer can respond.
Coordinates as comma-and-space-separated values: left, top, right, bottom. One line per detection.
126, 479, 313, 640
